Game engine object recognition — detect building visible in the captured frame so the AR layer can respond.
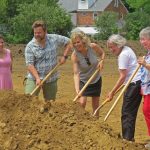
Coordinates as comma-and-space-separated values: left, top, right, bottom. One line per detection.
58, 0, 128, 27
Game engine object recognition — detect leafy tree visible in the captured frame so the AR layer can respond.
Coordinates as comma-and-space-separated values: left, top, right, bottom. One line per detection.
95, 11, 118, 40
6, 0, 72, 43
125, 12, 150, 40
126, 0, 148, 9
0, 0, 7, 23
126, 0, 150, 14
5, 0, 59, 20
121, 0, 134, 12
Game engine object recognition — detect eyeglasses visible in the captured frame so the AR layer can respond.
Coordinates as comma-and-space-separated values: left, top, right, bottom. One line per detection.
84, 57, 91, 66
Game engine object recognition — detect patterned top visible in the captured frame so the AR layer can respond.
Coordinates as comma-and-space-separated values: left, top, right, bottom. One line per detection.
25, 34, 69, 83
140, 51, 150, 95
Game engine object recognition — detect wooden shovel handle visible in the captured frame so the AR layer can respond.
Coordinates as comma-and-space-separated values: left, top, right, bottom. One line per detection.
93, 84, 124, 116
73, 69, 100, 102
104, 63, 141, 121
30, 63, 60, 96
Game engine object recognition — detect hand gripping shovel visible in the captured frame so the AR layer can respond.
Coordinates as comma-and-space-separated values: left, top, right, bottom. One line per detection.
30, 63, 61, 96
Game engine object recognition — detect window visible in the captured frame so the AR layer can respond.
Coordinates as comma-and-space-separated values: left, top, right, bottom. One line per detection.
93, 12, 98, 20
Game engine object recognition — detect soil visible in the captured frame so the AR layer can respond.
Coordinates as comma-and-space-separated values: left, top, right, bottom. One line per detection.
0, 41, 148, 150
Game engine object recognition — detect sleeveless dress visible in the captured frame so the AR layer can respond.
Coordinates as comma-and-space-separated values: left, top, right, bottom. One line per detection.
0, 49, 13, 89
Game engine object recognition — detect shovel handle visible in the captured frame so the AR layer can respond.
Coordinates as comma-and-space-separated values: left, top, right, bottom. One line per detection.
104, 63, 141, 121
30, 63, 60, 96
93, 84, 124, 116
73, 69, 100, 102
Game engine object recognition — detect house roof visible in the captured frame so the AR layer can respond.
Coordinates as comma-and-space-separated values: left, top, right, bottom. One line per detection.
58, 0, 78, 12
58, 0, 114, 12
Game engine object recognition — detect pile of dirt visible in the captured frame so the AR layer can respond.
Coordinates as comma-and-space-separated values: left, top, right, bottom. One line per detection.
0, 91, 145, 150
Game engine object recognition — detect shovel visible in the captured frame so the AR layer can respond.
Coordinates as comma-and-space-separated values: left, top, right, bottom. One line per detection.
104, 63, 142, 121
93, 84, 124, 116
30, 63, 60, 96
73, 69, 100, 102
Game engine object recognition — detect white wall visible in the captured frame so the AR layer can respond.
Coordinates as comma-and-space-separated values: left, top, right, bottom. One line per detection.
78, 0, 88, 9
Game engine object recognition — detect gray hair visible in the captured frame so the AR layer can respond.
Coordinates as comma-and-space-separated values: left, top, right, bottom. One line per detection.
107, 34, 127, 48
139, 27, 150, 39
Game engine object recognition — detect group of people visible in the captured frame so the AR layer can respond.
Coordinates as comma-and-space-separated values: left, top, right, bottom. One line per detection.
0, 20, 150, 148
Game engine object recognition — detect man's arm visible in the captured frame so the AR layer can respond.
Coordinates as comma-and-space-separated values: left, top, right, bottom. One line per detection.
25, 45, 41, 85
60, 42, 72, 64
27, 64, 41, 85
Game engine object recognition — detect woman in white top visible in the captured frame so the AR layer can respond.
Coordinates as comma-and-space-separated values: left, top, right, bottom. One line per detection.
107, 34, 142, 142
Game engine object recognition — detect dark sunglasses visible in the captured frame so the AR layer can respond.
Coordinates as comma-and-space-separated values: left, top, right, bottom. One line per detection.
84, 57, 91, 66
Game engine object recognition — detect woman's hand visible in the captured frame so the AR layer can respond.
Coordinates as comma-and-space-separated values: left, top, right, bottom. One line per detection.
138, 57, 146, 66
97, 60, 104, 71
107, 91, 114, 101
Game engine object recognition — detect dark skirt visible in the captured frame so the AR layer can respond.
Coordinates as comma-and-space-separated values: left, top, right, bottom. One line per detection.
80, 77, 102, 97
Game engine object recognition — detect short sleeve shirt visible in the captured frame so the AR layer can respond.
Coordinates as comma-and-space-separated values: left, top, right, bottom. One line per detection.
118, 46, 141, 84
25, 34, 69, 82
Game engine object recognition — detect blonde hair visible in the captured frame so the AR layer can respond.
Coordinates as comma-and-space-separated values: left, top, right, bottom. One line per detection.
107, 34, 127, 48
139, 27, 150, 39
70, 31, 90, 47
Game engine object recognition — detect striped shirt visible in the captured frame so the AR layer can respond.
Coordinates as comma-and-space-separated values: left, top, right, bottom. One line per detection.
25, 34, 69, 83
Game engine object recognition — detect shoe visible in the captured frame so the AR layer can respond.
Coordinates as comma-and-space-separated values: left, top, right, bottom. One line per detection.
39, 101, 51, 113
145, 143, 150, 149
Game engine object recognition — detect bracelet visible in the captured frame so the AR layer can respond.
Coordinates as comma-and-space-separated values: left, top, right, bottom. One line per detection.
63, 55, 68, 60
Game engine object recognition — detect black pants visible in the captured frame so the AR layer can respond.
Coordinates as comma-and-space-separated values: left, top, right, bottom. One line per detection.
121, 80, 142, 141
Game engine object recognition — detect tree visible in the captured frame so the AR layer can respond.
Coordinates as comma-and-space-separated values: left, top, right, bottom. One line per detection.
126, 0, 150, 14
0, 0, 7, 23
5, 0, 59, 20
6, 0, 72, 43
95, 11, 118, 40
125, 12, 150, 40
121, 0, 134, 12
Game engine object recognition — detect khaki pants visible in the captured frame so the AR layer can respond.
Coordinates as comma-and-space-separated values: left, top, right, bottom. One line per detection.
25, 78, 57, 100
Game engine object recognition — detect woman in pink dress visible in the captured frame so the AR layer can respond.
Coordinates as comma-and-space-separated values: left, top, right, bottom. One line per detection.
0, 35, 13, 90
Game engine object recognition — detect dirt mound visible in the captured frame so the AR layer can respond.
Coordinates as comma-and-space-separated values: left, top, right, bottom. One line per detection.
0, 91, 145, 150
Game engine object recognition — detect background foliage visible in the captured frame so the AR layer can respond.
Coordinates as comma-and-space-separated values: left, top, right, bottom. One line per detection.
95, 0, 150, 40
0, 0, 150, 43
0, 0, 72, 43
95, 12, 118, 40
